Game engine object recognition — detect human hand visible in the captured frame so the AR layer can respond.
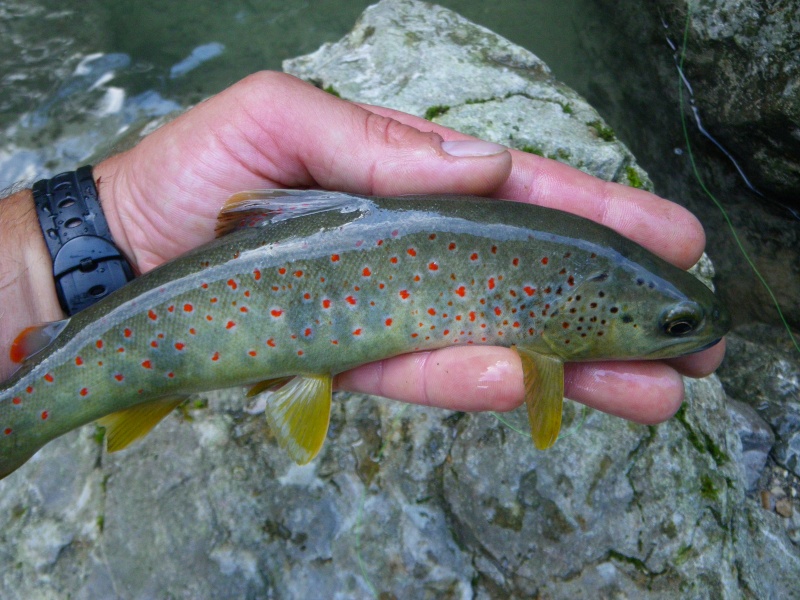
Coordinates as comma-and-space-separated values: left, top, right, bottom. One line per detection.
93, 71, 725, 426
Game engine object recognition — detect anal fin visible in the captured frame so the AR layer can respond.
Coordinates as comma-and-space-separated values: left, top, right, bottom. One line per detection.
98, 395, 187, 452
260, 374, 333, 465
513, 346, 564, 450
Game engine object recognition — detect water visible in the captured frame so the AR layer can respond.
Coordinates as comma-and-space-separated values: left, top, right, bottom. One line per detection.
0, 0, 795, 330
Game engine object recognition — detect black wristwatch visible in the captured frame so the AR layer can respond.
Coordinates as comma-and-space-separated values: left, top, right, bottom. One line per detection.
32, 165, 134, 315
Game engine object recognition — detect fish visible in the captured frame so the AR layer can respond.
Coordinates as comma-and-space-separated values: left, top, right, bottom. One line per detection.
0, 191, 730, 479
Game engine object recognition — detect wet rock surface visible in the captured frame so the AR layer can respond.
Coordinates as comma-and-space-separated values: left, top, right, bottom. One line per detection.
1, 1, 799, 598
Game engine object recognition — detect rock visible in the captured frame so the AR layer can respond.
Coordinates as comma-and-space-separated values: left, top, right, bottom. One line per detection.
653, 0, 800, 204
716, 324, 800, 476
726, 398, 775, 491
1, 1, 799, 598
284, 0, 651, 189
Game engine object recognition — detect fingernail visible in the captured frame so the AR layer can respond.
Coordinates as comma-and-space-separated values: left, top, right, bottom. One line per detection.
441, 140, 508, 157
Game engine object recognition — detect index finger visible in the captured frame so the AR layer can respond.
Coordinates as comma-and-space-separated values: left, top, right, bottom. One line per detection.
358, 103, 705, 270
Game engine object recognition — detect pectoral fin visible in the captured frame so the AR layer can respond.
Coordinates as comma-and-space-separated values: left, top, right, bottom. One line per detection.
246, 376, 294, 397
513, 346, 564, 450
261, 374, 333, 465
98, 395, 187, 452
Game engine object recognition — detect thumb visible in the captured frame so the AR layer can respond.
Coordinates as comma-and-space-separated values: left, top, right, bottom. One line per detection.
240, 72, 513, 196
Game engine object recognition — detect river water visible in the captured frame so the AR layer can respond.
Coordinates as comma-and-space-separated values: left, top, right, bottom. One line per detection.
0, 0, 794, 329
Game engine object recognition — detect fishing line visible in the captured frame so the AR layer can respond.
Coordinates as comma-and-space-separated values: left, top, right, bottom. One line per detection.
675, 8, 800, 355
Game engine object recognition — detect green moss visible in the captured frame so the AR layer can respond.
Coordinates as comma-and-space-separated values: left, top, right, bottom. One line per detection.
519, 144, 544, 156
424, 105, 450, 120
625, 166, 645, 189
92, 425, 106, 445
588, 119, 616, 142
675, 544, 694, 565
323, 85, 340, 98
607, 550, 650, 574
674, 405, 730, 466
97, 515, 105, 532
561, 102, 574, 114
700, 475, 720, 501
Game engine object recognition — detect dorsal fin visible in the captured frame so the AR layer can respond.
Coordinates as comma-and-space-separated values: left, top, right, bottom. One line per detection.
215, 189, 372, 237
9, 319, 70, 363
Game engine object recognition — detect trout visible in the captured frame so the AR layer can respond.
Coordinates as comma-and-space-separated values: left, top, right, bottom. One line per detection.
0, 191, 729, 479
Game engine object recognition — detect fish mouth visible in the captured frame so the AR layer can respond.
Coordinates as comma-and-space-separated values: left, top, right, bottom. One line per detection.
686, 337, 723, 355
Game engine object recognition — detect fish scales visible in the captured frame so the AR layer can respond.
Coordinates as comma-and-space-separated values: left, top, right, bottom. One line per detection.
0, 192, 730, 478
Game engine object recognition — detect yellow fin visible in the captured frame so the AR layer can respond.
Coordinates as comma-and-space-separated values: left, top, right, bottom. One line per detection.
261, 374, 332, 465
97, 396, 186, 452
246, 376, 294, 398
513, 346, 564, 450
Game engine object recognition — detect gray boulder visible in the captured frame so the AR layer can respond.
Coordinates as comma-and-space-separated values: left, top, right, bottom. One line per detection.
0, 1, 798, 598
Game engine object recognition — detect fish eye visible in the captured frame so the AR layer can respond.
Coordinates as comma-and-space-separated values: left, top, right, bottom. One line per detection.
660, 303, 703, 337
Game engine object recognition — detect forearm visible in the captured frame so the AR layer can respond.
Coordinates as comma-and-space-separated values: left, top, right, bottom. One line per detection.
0, 189, 64, 380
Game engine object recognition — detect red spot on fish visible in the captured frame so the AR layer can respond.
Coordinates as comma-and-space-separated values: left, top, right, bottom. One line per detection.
353, 328, 362, 336
4, 428, 11, 435
43, 373, 54, 383
240, 306, 248, 313
141, 360, 152, 369
413, 275, 421, 282
206, 315, 213, 321
429, 234, 437, 240
491, 246, 498, 254
494, 307, 503, 316
524, 286, 536, 296
443, 329, 450, 335
12, 397, 21, 405
407, 248, 417, 257
189, 328, 196, 335
331, 340, 339, 345
151, 341, 158, 348
330, 254, 341, 263
470, 253, 479, 261
75, 357, 84, 366
411, 333, 418, 338
362, 267, 372, 277
253, 269, 262, 280
346, 296, 357, 306
488, 278, 496, 290
391, 229, 399, 237
562, 322, 570, 329
167, 372, 175, 379
568, 275, 575, 286
512, 258, 520, 266
322, 299, 331, 309
377, 239, 383, 246
80, 388, 88, 397
211, 352, 220, 362
294, 270, 304, 278
148, 309, 157, 321
114, 374, 124, 382
541, 257, 549, 265
379, 283, 385, 290
124, 328, 132, 338
183, 303, 194, 313
303, 292, 311, 301
278, 267, 287, 275
468, 312, 477, 322
25, 386, 33, 394
385, 318, 393, 326
428, 262, 438, 271
210, 297, 218, 304
399, 290, 410, 300
227, 279, 238, 290
455, 286, 466, 297
168, 305, 175, 312
96, 340, 104, 349
448, 242, 456, 250
41, 411, 48, 420
266, 339, 276, 348
428, 308, 436, 316
304, 328, 312, 337
175, 342, 185, 350
226, 321, 236, 329
271, 309, 283, 318
249, 350, 257, 357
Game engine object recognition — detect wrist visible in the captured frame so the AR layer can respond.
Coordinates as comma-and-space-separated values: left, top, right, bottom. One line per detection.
0, 190, 63, 380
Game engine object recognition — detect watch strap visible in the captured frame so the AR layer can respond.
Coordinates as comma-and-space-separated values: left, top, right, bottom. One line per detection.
32, 166, 134, 315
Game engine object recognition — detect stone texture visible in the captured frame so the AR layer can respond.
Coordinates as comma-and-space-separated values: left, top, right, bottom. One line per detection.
656, 0, 800, 203
0, 1, 798, 598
